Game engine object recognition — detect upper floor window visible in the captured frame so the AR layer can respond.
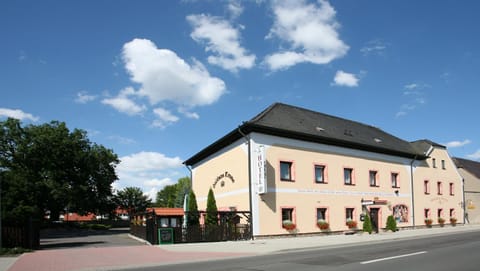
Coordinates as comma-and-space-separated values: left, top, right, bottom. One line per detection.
344, 168, 354, 185
369, 170, 378, 187
432, 158, 437, 168
280, 161, 294, 181
441, 160, 446, 169
437, 181, 443, 195
449, 183, 454, 196
314, 165, 326, 183
391, 172, 400, 188
424, 180, 430, 194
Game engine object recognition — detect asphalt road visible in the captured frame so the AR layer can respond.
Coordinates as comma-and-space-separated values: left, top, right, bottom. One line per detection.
125, 231, 480, 271
40, 227, 145, 249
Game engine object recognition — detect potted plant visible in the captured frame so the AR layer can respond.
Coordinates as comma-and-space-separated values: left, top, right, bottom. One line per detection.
450, 217, 457, 226
282, 220, 296, 230
317, 219, 330, 230
346, 218, 357, 229
425, 218, 433, 227
438, 217, 445, 227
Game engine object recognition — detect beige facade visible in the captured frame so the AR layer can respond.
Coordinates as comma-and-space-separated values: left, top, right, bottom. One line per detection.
453, 158, 480, 224
412, 146, 464, 227
460, 168, 480, 223
187, 103, 465, 237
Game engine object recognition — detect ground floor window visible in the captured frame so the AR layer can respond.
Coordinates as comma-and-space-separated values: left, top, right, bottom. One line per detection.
424, 208, 430, 219
345, 208, 354, 220
282, 208, 294, 222
317, 208, 327, 221
450, 208, 455, 218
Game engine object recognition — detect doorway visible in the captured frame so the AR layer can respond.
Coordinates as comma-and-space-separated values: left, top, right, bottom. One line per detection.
370, 208, 380, 233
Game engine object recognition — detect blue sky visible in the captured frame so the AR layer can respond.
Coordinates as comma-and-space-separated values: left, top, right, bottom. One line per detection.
2, 0, 479, 200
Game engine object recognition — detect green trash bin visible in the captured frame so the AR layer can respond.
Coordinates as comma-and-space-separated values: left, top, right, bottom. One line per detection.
158, 228, 174, 245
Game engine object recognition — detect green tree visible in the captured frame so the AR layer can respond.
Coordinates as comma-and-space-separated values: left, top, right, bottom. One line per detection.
155, 177, 191, 208
386, 215, 397, 232
115, 187, 151, 218
186, 190, 199, 226
205, 188, 218, 226
0, 118, 119, 222
156, 184, 178, 207
363, 213, 373, 234
174, 177, 191, 208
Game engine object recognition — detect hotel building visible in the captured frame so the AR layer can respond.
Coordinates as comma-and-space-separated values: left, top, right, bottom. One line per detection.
184, 103, 464, 237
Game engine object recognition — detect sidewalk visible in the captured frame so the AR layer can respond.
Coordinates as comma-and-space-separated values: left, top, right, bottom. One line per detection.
160, 223, 480, 254
2, 224, 480, 271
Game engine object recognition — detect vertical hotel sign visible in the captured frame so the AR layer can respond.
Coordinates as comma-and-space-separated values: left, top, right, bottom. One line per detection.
256, 145, 267, 194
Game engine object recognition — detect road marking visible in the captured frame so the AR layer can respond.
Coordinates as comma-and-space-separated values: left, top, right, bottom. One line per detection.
360, 251, 427, 264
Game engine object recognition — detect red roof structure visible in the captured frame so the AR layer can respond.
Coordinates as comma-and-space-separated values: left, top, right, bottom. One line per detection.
147, 208, 184, 216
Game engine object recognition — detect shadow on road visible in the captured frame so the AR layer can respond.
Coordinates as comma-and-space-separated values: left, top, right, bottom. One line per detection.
40, 241, 106, 249
39, 227, 143, 250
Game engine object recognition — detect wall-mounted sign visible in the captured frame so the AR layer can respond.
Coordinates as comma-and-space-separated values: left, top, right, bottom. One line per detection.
213, 171, 235, 188
256, 145, 267, 194
158, 228, 174, 245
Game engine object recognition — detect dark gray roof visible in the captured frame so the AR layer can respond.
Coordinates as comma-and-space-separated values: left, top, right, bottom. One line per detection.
453, 157, 480, 179
184, 103, 427, 166
410, 139, 446, 156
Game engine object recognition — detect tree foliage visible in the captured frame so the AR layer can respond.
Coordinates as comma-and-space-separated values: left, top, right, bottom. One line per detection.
386, 215, 397, 232
205, 188, 218, 226
155, 177, 191, 208
115, 187, 151, 217
362, 213, 373, 234
0, 118, 119, 222
186, 190, 199, 226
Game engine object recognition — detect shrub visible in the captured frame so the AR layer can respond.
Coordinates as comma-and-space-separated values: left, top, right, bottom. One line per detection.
362, 213, 373, 234
386, 215, 397, 232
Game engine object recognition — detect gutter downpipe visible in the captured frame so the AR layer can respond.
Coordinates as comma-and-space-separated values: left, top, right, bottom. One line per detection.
238, 125, 254, 240
462, 177, 466, 224
410, 156, 417, 228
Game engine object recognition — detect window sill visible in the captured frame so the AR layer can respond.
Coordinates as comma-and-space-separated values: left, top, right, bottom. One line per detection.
281, 179, 295, 182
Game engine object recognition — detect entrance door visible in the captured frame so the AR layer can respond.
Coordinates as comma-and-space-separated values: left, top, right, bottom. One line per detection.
370, 208, 380, 233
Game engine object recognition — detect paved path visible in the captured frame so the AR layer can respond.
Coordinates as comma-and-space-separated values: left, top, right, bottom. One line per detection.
7, 246, 251, 271
3, 224, 480, 271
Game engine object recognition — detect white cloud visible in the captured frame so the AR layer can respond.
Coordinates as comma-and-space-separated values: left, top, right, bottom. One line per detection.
107, 135, 137, 145
0, 108, 39, 122
152, 107, 180, 128
467, 150, 480, 160
122, 38, 226, 107
75, 91, 97, 104
360, 39, 388, 56
227, 0, 244, 19
264, 0, 348, 71
187, 14, 255, 72
102, 87, 146, 116
396, 82, 429, 118
115, 152, 184, 200
445, 139, 472, 148
178, 107, 200, 119
118, 151, 183, 172
332, 70, 359, 87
